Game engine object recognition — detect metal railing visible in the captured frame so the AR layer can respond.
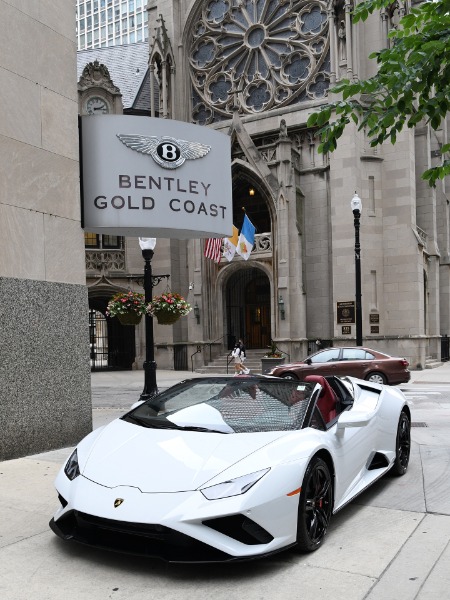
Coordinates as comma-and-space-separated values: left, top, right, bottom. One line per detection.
190, 345, 202, 372
190, 335, 231, 372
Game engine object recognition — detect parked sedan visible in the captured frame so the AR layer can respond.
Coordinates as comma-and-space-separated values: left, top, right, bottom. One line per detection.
269, 347, 410, 385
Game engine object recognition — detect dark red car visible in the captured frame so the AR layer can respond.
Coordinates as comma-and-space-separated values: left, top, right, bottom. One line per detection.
269, 346, 410, 385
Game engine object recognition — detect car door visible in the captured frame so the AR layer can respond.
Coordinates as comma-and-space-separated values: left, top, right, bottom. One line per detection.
329, 387, 382, 508
332, 348, 370, 378
307, 348, 342, 376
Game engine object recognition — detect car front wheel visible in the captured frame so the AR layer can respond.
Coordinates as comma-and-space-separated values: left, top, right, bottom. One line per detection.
281, 373, 298, 381
365, 372, 387, 385
296, 457, 333, 552
391, 410, 411, 476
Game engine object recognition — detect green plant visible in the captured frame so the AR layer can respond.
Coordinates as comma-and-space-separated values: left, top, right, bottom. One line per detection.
106, 291, 147, 317
307, 0, 450, 187
264, 340, 283, 358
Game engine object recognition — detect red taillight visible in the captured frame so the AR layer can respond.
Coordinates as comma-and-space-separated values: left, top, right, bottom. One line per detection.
401, 359, 409, 367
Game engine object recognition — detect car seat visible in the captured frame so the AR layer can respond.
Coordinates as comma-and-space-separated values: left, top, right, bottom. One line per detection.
304, 375, 338, 424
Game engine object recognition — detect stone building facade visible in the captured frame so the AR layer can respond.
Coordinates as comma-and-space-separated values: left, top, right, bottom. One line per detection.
1, 2, 91, 460
79, 0, 448, 374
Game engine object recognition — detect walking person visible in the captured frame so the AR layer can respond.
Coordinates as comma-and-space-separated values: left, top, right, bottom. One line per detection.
232, 342, 245, 375
238, 338, 250, 374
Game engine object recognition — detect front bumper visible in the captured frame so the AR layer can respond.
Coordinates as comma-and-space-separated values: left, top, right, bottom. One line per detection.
50, 464, 302, 563
49, 510, 290, 563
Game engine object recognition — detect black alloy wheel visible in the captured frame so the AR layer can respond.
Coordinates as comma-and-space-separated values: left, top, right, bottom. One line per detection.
391, 410, 411, 476
296, 456, 333, 552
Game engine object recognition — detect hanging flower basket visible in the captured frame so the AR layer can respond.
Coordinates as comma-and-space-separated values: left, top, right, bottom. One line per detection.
118, 312, 142, 326
106, 291, 146, 326
154, 311, 181, 325
147, 292, 192, 326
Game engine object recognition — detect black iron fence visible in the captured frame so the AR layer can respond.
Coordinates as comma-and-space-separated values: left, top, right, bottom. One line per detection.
174, 345, 188, 370
442, 335, 449, 362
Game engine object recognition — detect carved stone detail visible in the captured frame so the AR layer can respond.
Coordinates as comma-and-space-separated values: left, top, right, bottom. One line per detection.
85, 251, 126, 273
78, 60, 121, 94
189, 0, 330, 123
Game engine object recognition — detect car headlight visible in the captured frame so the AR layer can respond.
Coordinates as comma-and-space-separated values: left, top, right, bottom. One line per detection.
201, 468, 270, 500
64, 449, 80, 481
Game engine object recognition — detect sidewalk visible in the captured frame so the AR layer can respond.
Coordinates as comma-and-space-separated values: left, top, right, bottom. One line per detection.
1, 365, 450, 599
409, 360, 450, 384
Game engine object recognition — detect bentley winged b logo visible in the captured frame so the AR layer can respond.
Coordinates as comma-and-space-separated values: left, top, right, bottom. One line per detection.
116, 134, 211, 170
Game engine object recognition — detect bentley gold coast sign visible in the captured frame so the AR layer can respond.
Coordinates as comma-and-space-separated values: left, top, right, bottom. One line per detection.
80, 115, 232, 238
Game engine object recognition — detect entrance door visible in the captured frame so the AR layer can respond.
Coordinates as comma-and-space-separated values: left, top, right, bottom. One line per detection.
226, 268, 271, 349
245, 278, 271, 349
245, 304, 270, 349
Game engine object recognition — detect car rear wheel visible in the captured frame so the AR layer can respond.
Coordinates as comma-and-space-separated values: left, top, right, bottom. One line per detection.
296, 457, 333, 552
391, 410, 411, 476
281, 373, 298, 381
365, 372, 387, 385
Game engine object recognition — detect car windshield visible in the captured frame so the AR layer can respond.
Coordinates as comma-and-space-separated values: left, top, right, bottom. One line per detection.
122, 377, 316, 433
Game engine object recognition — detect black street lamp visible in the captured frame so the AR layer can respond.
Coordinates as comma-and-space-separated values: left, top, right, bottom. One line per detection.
139, 237, 158, 400
351, 193, 363, 346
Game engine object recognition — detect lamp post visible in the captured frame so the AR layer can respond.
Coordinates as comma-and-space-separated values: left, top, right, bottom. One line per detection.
139, 237, 158, 400
351, 192, 363, 346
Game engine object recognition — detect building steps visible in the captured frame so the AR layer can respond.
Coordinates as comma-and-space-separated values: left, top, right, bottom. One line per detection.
425, 356, 444, 369
195, 349, 268, 374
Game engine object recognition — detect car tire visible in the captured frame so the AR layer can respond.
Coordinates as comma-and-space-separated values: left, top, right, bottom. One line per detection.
391, 410, 411, 476
296, 456, 333, 552
365, 372, 387, 385
281, 373, 298, 381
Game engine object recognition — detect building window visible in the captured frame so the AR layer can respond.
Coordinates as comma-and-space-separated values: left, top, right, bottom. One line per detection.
84, 233, 123, 249
189, 0, 329, 123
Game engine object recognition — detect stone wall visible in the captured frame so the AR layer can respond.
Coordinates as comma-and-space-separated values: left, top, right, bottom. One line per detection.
0, 2, 91, 459
0, 278, 92, 460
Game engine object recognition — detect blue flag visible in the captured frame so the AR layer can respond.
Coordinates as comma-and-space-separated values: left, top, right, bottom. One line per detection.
236, 215, 255, 260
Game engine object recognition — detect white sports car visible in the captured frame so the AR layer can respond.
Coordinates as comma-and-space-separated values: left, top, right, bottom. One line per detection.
50, 374, 411, 562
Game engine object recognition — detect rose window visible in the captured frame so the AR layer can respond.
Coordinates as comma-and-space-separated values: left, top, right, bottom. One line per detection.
189, 0, 330, 124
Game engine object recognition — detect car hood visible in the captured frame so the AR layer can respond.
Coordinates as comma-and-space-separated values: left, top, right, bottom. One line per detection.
81, 418, 287, 492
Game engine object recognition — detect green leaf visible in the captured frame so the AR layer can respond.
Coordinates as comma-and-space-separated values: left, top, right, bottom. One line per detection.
307, 113, 318, 127
316, 109, 330, 127
431, 115, 441, 130
311, 0, 450, 187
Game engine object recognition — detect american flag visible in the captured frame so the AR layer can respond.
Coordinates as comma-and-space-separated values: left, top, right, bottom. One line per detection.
204, 238, 222, 263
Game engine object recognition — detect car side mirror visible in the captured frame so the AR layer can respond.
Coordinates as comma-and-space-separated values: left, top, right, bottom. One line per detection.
336, 410, 375, 430
305, 358, 312, 365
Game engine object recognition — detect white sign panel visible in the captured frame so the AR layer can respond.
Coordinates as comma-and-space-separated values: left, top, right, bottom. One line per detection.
81, 115, 232, 238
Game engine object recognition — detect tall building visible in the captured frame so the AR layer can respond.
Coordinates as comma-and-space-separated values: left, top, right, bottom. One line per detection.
77, 1, 449, 374
76, 0, 148, 50
1, 1, 91, 460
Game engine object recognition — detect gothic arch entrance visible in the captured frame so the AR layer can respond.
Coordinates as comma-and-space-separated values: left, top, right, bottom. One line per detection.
226, 267, 271, 350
